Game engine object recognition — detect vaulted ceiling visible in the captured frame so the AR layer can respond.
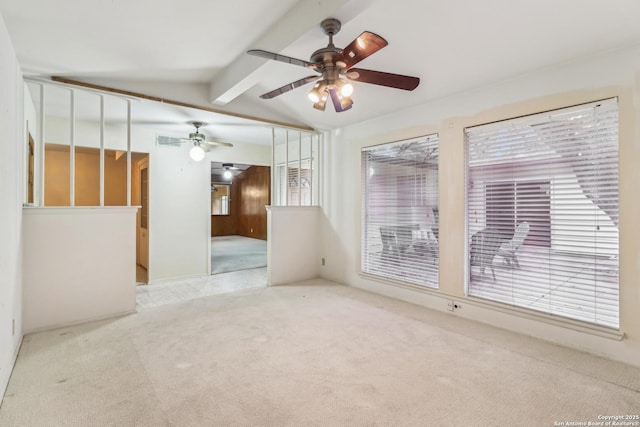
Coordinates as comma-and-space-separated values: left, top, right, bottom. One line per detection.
2, 0, 640, 145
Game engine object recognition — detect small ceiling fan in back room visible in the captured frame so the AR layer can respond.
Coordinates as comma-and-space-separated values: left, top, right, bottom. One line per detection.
247, 18, 420, 112
156, 121, 234, 161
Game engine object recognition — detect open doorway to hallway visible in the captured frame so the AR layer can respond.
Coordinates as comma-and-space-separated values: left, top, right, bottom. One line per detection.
210, 162, 270, 275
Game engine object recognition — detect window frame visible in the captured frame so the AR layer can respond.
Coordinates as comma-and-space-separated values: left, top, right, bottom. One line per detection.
464, 98, 620, 329
211, 183, 231, 216
360, 134, 440, 289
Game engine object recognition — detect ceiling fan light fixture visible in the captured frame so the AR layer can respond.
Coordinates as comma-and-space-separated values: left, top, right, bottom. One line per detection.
223, 170, 233, 179
308, 81, 328, 103
313, 97, 327, 111
317, 91, 329, 110
190, 144, 205, 161
308, 88, 321, 103
339, 95, 353, 110
340, 80, 354, 97
328, 87, 353, 112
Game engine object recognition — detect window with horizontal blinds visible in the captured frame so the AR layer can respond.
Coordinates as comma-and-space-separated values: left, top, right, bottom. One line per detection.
273, 130, 319, 206
361, 135, 439, 288
276, 160, 312, 206
465, 98, 619, 328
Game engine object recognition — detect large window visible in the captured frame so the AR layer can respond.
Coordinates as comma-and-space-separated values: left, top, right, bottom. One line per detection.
361, 135, 439, 288
465, 99, 619, 328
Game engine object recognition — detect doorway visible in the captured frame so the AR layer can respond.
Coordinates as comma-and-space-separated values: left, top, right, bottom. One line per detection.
210, 162, 270, 275
133, 155, 149, 284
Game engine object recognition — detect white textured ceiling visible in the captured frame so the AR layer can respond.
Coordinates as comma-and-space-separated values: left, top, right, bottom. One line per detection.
3, 0, 640, 144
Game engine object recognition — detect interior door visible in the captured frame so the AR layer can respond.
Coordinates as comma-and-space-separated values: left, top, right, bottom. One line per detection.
27, 133, 34, 204
138, 159, 149, 269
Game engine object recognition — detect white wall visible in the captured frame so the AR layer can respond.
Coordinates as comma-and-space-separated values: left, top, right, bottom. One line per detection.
320, 45, 640, 367
0, 12, 24, 400
146, 131, 271, 282
267, 206, 320, 285
22, 207, 137, 332
147, 141, 212, 281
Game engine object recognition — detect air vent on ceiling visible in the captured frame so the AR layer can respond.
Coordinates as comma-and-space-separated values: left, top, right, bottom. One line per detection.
156, 135, 182, 147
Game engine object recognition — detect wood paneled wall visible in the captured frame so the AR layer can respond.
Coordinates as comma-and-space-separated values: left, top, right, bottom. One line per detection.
211, 166, 271, 240
237, 166, 270, 240
211, 165, 270, 240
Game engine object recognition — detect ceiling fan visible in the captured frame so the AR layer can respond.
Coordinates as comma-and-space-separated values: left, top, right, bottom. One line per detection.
179, 122, 233, 161
247, 18, 420, 112
221, 163, 239, 179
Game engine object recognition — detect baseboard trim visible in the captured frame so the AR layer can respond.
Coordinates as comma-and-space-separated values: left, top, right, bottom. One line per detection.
343, 274, 640, 368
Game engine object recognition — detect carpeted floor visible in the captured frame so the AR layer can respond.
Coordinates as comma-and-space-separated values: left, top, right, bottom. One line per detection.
211, 235, 267, 275
1, 279, 639, 426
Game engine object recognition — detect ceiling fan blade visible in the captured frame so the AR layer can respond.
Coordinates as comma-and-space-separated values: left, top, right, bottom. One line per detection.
205, 140, 234, 148
328, 88, 353, 113
347, 68, 420, 91
247, 49, 319, 70
334, 31, 388, 69
259, 75, 319, 99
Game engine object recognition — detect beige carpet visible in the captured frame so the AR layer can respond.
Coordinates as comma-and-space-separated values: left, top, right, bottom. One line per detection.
1, 279, 639, 427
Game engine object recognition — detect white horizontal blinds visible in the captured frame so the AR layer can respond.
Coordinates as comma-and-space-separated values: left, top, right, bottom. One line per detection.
465, 98, 619, 328
277, 160, 312, 206
361, 135, 439, 288
287, 159, 312, 206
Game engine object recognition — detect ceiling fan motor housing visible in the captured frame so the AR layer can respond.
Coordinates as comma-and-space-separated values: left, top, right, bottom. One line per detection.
189, 132, 205, 142
310, 46, 342, 67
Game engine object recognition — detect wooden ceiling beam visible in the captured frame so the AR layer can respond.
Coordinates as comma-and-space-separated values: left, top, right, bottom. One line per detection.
50, 76, 315, 133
